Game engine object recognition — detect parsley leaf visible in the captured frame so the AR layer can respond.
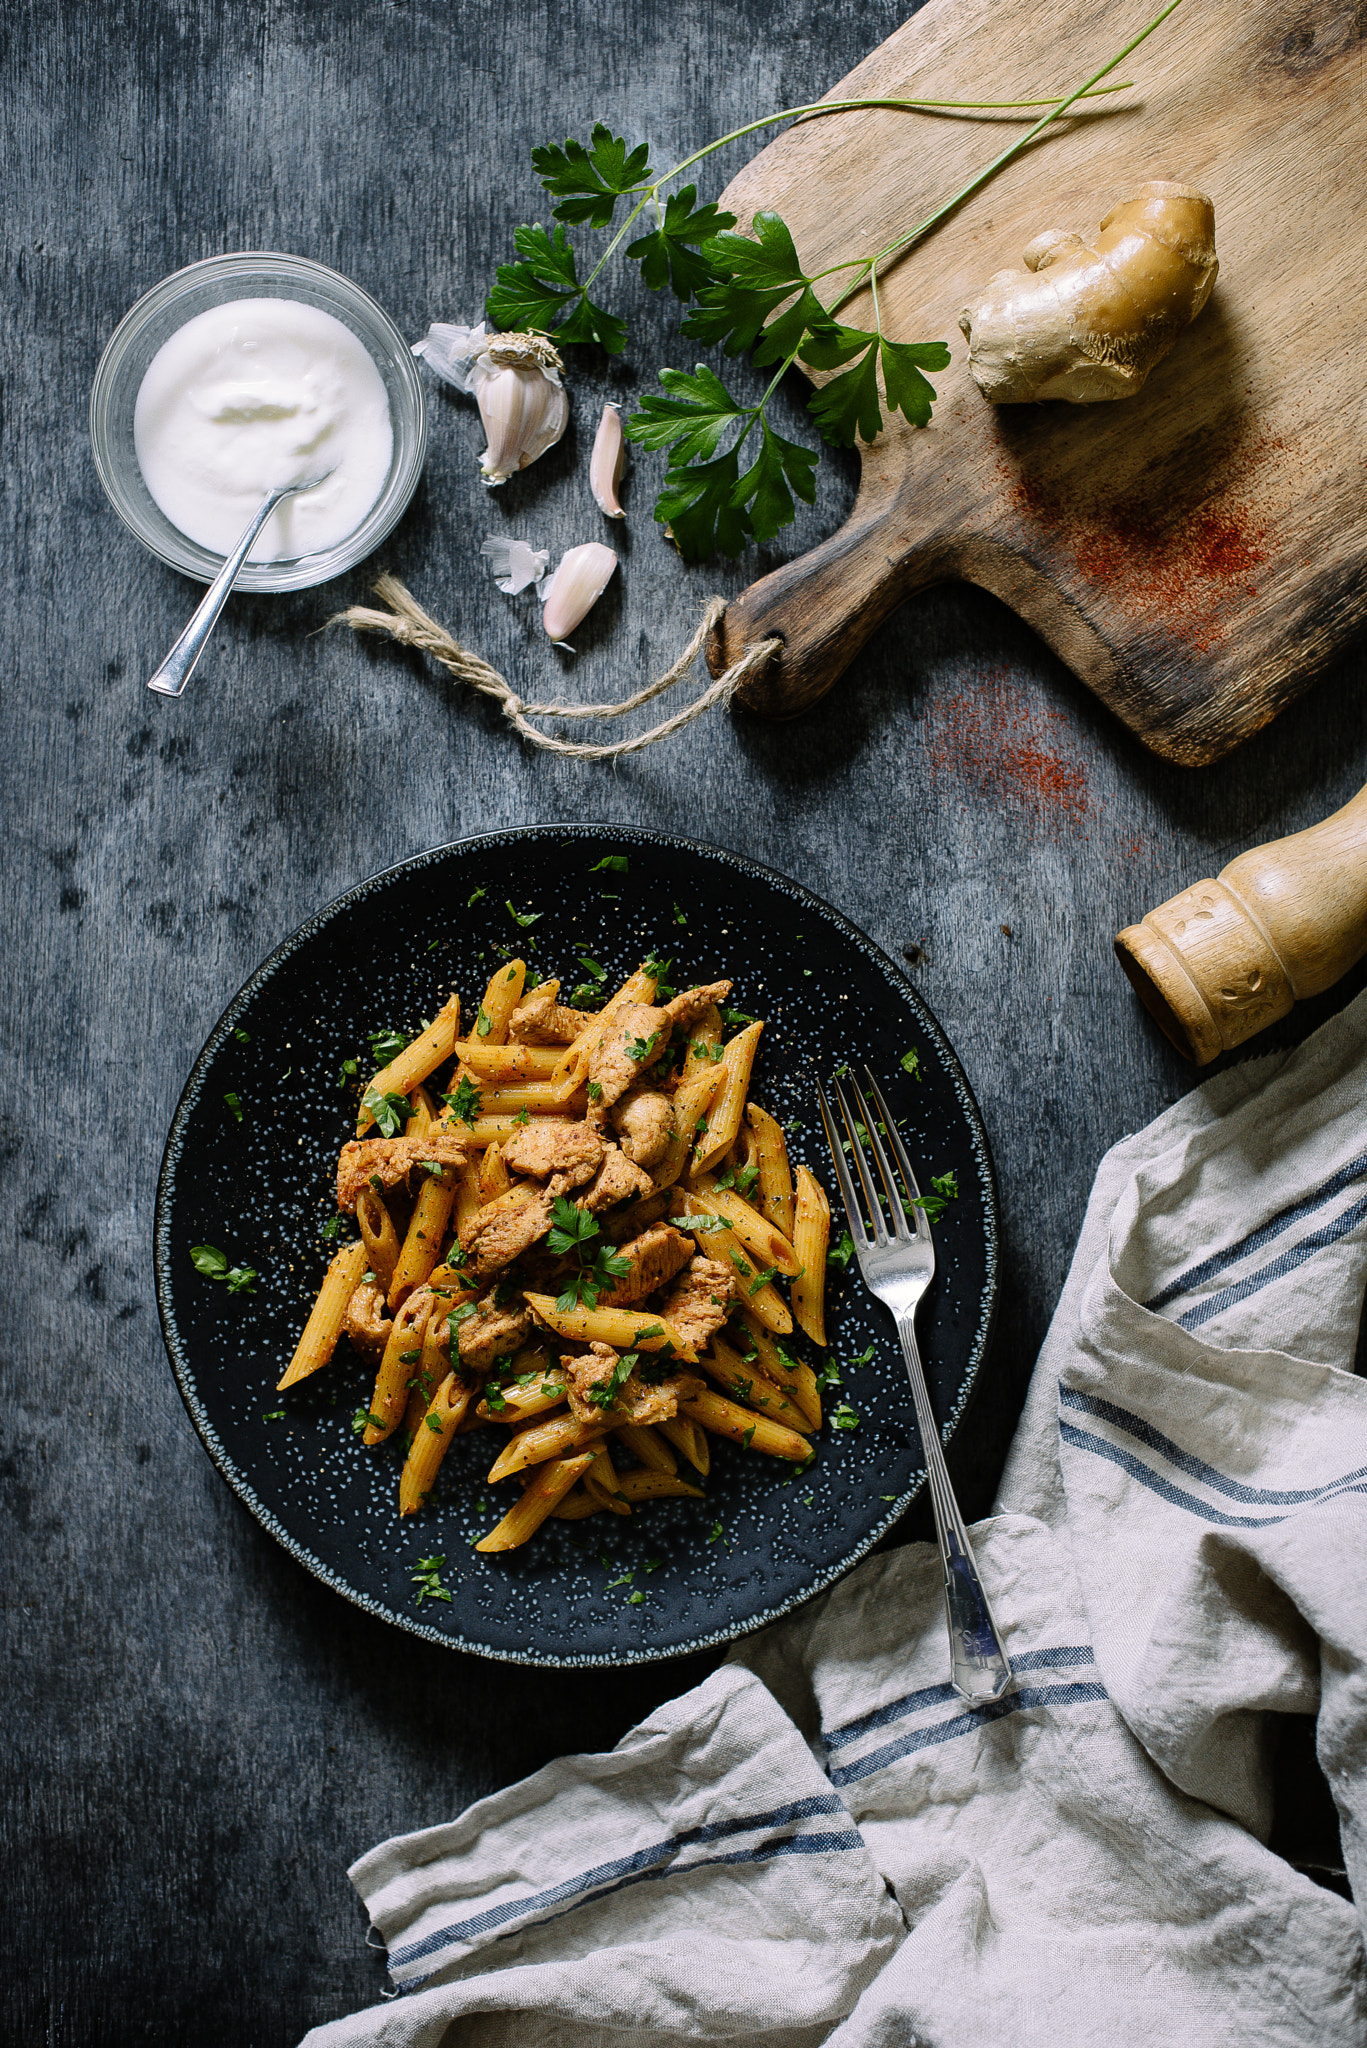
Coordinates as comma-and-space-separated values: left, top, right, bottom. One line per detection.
368, 1026, 409, 1064
673, 902, 688, 927
913, 1169, 961, 1223
586, 1350, 639, 1411
748, 1263, 780, 1296
475, 1006, 492, 1039
190, 1244, 258, 1295
533, 124, 654, 229
629, 371, 818, 561
589, 854, 628, 873
262, 1409, 285, 1422
411, 1554, 452, 1605
827, 1230, 856, 1272
425, 1412, 445, 1435
362, 1088, 412, 1138
831, 1401, 861, 1431
223, 1091, 243, 1122
232, 1026, 251, 1044
351, 1407, 386, 1436
626, 1030, 661, 1064
468, 886, 486, 908
721, 1006, 756, 1029
505, 899, 542, 928
487, 222, 628, 351
320, 1215, 346, 1243
547, 1195, 599, 1256
900, 1047, 923, 1081
626, 184, 735, 301
586, 1080, 603, 1104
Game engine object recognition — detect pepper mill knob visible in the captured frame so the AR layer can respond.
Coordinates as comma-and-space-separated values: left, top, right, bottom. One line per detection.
1115, 783, 1367, 1064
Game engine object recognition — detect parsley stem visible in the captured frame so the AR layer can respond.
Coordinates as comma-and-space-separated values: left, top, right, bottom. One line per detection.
825, 0, 1185, 317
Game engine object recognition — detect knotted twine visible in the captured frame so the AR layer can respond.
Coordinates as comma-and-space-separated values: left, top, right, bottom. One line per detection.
331, 574, 781, 762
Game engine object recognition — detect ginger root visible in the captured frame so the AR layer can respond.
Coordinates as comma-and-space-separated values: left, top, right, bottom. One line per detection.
959, 180, 1218, 404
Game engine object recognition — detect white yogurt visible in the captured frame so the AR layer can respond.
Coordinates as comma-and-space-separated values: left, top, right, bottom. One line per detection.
133, 297, 393, 561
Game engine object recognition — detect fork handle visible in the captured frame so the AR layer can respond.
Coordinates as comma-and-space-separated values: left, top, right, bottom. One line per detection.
896, 1313, 1013, 1705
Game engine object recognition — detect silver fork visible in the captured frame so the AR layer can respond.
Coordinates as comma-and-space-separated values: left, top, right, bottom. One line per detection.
818, 1067, 1013, 1705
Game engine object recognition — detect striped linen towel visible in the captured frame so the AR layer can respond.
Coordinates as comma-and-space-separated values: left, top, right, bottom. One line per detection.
302, 992, 1367, 2048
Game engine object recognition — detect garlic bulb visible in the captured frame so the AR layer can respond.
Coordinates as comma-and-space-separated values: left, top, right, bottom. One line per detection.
589, 403, 626, 518
411, 322, 568, 484
541, 542, 618, 641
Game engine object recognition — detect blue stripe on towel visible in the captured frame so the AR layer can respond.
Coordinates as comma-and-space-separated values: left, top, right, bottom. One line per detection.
1144, 1147, 1367, 1312
1177, 1192, 1367, 1331
1060, 1386, 1367, 1505
823, 1646, 1097, 1752
826, 1680, 1108, 1788
1060, 1419, 1367, 1527
387, 1793, 851, 1972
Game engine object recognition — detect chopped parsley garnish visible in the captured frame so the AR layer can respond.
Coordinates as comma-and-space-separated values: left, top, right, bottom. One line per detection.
351, 1408, 385, 1436
827, 1230, 856, 1271
475, 1005, 493, 1038
913, 1170, 960, 1223
831, 1401, 861, 1431
586, 1080, 603, 1103
633, 1324, 664, 1342
362, 1088, 412, 1137
338, 1056, 359, 1089
590, 854, 629, 873
484, 1384, 508, 1413
399, 1348, 421, 1364
547, 1196, 631, 1310
693, 1038, 725, 1064
586, 1351, 639, 1411
512, 1107, 530, 1127
728, 1250, 753, 1280
261, 1410, 285, 1422
900, 1047, 923, 1082
223, 1091, 243, 1122
190, 1244, 258, 1294
233, 1026, 251, 1044
505, 899, 542, 928
628, 1589, 645, 1604
748, 1265, 780, 1296
707, 1520, 724, 1544
845, 1344, 875, 1370
605, 1566, 635, 1590
721, 1007, 756, 1029
741, 1423, 756, 1448
425, 1412, 445, 1434
368, 1026, 410, 1064
673, 902, 688, 927
415, 1159, 448, 1180
782, 1116, 804, 1135
320, 1215, 346, 1242
571, 956, 608, 1005
467, 886, 486, 907
626, 1030, 661, 1064
411, 1555, 452, 1605
814, 1359, 843, 1391
715, 1160, 758, 1196
644, 1558, 663, 1573
442, 1075, 482, 1126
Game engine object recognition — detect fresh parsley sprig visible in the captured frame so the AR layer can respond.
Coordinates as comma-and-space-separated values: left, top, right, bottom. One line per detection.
546, 1196, 631, 1311
191, 1244, 258, 1295
488, 9, 1178, 558
362, 1088, 413, 1138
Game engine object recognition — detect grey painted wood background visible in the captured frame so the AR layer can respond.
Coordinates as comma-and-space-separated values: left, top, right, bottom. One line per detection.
4, 0, 1364, 2041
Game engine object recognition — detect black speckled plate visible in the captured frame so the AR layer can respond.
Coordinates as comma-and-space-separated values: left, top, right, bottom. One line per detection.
155, 826, 999, 1666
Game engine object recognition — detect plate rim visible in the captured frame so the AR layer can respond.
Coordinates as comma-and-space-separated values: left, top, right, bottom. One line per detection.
154, 822, 1000, 1667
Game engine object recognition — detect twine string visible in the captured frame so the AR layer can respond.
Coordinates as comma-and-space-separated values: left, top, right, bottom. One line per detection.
331, 574, 780, 761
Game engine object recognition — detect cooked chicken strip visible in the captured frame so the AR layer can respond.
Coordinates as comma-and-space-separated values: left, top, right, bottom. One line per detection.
509, 979, 589, 1046
343, 1281, 392, 1362
459, 1186, 555, 1276
501, 1119, 604, 1190
457, 1295, 533, 1375
336, 1131, 467, 1215
596, 1223, 696, 1309
611, 1085, 676, 1170
658, 1254, 737, 1352
560, 1342, 703, 1427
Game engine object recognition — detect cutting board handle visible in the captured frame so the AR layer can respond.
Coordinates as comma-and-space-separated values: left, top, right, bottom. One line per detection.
706, 469, 948, 716
1115, 782, 1367, 1063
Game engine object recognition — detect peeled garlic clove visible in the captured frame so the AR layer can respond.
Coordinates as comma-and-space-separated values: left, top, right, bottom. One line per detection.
589, 403, 626, 518
470, 332, 569, 485
541, 542, 618, 640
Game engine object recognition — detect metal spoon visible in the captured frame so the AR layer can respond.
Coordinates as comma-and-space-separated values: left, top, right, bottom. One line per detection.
146, 470, 336, 698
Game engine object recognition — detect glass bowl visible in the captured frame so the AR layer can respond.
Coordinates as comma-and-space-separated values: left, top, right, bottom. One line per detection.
89, 252, 427, 592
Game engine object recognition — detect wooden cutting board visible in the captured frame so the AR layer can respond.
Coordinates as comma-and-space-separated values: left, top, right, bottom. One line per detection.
706, 0, 1367, 765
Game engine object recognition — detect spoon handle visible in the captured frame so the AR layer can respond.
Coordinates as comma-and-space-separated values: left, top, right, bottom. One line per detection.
146, 485, 288, 698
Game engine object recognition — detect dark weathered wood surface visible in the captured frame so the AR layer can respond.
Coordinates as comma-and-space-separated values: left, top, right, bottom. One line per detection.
3, 2, 1364, 2042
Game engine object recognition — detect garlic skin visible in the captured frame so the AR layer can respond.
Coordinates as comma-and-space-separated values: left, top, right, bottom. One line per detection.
481, 536, 550, 596
411, 323, 568, 483
541, 542, 618, 641
589, 403, 626, 518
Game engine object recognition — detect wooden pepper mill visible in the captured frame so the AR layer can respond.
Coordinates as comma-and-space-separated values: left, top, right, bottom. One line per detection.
1115, 784, 1367, 1064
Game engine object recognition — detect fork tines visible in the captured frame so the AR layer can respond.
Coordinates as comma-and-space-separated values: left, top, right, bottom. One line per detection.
816, 1067, 932, 1247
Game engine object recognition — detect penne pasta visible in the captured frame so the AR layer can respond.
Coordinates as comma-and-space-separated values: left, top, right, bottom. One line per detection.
452, 1155, 484, 1236
552, 966, 656, 1084
356, 1187, 401, 1293
477, 1351, 563, 1421
399, 1371, 474, 1516
612, 1422, 677, 1474
278, 1239, 369, 1389
460, 1112, 576, 1149
476, 960, 527, 1046
356, 994, 461, 1135
486, 1409, 609, 1481
475, 1079, 586, 1112
521, 1293, 698, 1362
745, 1103, 796, 1241
452, 1039, 563, 1080
680, 1175, 801, 1276
652, 1060, 726, 1190
692, 1020, 764, 1175
551, 1484, 604, 1520
679, 1388, 812, 1463
388, 1158, 457, 1307
721, 1241, 793, 1335
700, 1334, 814, 1435
791, 1166, 831, 1346
364, 1288, 436, 1445
615, 1469, 705, 1503
477, 1448, 597, 1551
582, 1442, 631, 1515
657, 1414, 710, 1475
477, 1140, 511, 1203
